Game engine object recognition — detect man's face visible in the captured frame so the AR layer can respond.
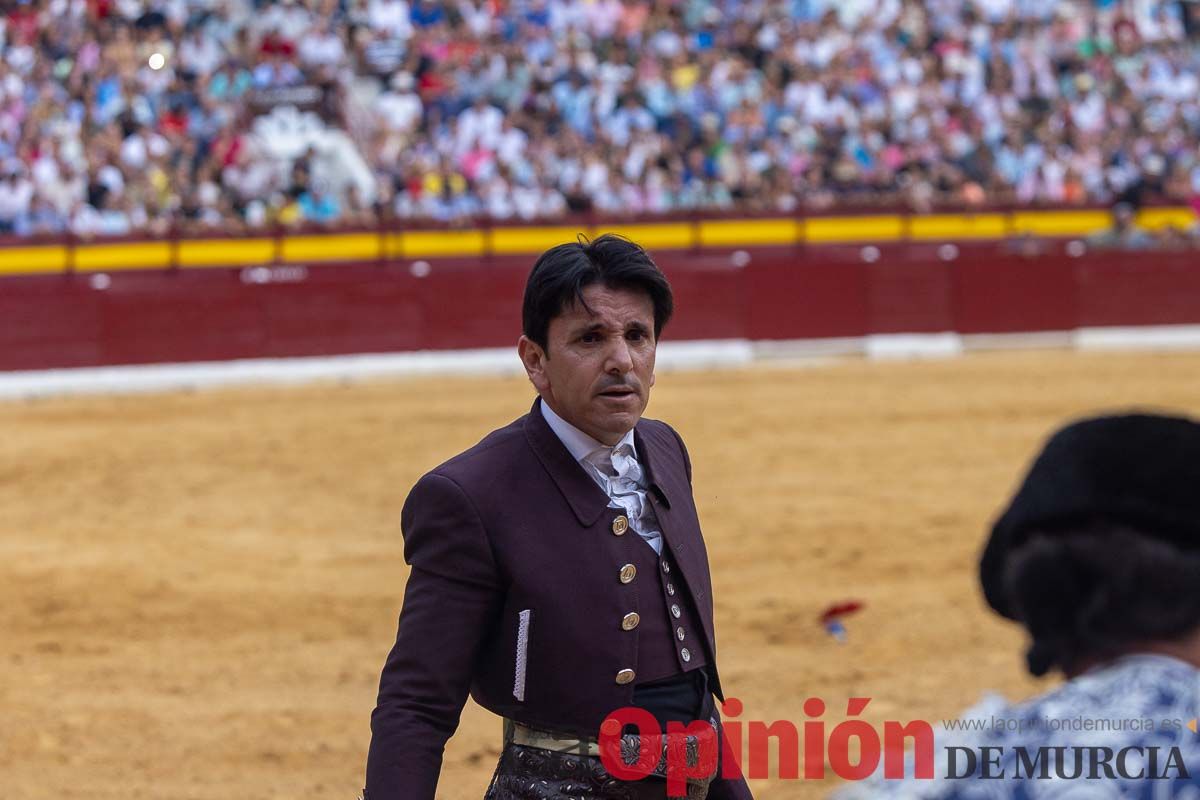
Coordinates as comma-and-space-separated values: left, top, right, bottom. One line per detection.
519, 283, 657, 445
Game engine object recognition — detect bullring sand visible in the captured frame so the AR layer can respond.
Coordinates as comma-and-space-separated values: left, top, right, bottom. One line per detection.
3, 349, 1199, 799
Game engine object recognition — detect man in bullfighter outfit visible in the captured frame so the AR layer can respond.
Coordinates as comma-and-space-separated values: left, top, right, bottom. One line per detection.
364, 234, 753, 800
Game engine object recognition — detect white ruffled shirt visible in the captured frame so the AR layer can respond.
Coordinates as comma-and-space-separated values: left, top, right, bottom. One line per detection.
540, 400, 664, 555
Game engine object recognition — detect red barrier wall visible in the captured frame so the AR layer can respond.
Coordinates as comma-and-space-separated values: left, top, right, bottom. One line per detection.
744, 257, 870, 340
2, 244, 1198, 372
951, 255, 1078, 334
1076, 260, 1200, 327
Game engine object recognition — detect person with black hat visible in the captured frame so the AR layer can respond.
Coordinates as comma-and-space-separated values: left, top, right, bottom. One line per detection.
837, 412, 1200, 798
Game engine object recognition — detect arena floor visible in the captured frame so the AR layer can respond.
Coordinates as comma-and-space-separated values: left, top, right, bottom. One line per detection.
4, 349, 1200, 799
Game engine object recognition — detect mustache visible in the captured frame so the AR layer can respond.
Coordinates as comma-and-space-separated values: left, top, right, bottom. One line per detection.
597, 380, 641, 393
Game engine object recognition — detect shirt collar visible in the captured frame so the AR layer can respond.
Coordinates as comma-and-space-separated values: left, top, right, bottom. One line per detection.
539, 398, 637, 464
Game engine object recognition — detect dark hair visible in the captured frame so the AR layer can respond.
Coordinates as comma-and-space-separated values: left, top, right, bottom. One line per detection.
521, 234, 674, 350
1003, 522, 1200, 677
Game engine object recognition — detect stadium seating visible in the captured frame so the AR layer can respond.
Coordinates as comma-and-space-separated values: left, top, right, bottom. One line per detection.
0, 0, 1198, 237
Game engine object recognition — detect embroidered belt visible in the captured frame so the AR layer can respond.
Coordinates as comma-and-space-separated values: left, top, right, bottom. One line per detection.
504, 717, 719, 784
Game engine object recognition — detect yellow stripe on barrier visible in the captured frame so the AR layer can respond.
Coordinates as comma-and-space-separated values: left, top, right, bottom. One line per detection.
75, 241, 171, 271
282, 233, 380, 263
1138, 207, 1198, 231
0, 245, 68, 274
397, 230, 486, 259
910, 214, 1009, 240
179, 238, 275, 268
490, 226, 585, 255
384, 231, 402, 260
4, 207, 1198, 277
806, 215, 905, 243
1010, 210, 1110, 237
699, 218, 797, 247
592, 223, 694, 249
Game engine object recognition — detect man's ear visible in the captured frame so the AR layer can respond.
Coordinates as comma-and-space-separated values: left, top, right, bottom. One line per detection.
518, 335, 551, 395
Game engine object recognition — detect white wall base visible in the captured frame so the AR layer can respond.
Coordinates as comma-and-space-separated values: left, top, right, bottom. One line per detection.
3, 326, 1200, 399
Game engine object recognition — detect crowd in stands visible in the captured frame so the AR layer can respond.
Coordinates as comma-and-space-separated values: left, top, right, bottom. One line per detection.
0, 0, 1199, 239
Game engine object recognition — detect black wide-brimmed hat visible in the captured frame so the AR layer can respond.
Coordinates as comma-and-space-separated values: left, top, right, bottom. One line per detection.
980, 412, 1200, 620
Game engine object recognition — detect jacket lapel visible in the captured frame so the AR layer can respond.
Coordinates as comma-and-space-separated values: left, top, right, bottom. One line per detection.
632, 424, 675, 511
635, 422, 716, 648
523, 398, 612, 527
634, 422, 694, 560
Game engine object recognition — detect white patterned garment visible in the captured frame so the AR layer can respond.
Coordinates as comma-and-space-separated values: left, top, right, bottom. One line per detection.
833, 654, 1200, 800
539, 401, 664, 555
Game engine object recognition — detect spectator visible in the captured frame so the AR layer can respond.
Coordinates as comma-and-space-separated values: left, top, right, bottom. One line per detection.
366, 0, 413, 40
1, 0, 1199, 237
1087, 201, 1156, 249
297, 19, 346, 72
298, 180, 340, 223
0, 164, 34, 233
408, 0, 444, 29
838, 412, 1200, 799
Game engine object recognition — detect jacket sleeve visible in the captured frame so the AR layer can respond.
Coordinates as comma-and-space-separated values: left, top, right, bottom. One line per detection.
365, 472, 503, 800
